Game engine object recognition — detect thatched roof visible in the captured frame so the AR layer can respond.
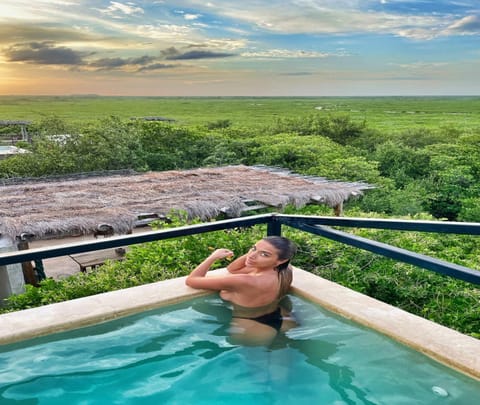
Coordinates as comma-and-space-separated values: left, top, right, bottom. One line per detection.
0, 165, 372, 241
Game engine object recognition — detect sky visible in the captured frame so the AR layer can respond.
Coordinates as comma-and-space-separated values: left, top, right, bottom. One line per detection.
1, 0, 479, 96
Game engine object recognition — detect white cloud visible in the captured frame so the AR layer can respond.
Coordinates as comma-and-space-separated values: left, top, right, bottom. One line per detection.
179, 0, 468, 40
391, 61, 450, 71
396, 28, 438, 40
204, 39, 248, 51
241, 49, 330, 58
101, 1, 144, 17
133, 24, 194, 41
184, 13, 201, 20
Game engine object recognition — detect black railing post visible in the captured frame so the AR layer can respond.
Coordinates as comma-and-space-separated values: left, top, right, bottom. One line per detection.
267, 215, 281, 236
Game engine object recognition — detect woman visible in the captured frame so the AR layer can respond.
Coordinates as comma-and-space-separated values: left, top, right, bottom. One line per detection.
186, 236, 297, 345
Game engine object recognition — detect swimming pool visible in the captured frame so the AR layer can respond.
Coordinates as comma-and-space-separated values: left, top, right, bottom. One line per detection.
1, 294, 479, 404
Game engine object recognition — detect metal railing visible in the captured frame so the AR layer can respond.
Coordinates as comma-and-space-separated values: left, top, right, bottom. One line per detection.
1, 213, 479, 285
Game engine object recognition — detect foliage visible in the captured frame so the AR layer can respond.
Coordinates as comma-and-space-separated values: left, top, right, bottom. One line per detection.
1, 98, 479, 222
1, 97, 480, 338
424, 166, 477, 220
2, 96, 480, 132
137, 122, 213, 170
373, 141, 431, 188
270, 113, 365, 145
205, 119, 232, 130
0, 117, 146, 176
458, 197, 480, 222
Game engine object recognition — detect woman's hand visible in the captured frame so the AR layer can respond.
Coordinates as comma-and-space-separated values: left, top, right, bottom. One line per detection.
209, 248, 234, 261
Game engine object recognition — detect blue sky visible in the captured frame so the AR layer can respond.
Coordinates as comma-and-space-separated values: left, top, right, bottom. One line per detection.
1, 0, 479, 96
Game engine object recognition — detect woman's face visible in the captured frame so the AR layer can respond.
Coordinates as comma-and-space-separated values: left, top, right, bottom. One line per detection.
245, 240, 283, 269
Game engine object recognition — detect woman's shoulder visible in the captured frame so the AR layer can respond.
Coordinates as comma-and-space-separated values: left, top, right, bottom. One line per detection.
227, 265, 255, 274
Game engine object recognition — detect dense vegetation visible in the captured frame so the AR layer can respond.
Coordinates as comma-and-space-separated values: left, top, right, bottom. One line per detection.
2, 109, 479, 222
0, 97, 479, 338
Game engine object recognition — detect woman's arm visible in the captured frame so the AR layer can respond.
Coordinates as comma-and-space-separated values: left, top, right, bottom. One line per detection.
186, 248, 235, 289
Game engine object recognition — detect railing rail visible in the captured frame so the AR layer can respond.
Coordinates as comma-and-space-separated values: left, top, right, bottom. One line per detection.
0, 214, 273, 266
1, 213, 479, 285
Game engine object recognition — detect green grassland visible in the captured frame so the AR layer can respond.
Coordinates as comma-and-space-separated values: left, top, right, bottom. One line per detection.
1, 95, 480, 133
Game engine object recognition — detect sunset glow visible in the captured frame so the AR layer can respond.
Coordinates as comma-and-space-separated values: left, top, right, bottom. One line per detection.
1, 1, 479, 96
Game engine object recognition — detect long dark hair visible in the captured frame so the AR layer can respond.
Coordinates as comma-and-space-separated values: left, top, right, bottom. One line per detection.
262, 236, 297, 298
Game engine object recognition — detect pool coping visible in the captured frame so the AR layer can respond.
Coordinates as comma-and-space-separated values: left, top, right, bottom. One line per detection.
0, 268, 479, 380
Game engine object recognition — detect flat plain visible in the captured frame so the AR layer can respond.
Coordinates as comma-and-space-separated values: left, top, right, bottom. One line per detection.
1, 95, 479, 133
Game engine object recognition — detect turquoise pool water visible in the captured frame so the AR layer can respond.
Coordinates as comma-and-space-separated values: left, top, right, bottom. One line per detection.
0, 295, 479, 404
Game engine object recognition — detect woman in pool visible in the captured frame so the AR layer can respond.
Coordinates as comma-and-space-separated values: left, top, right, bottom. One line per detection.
186, 236, 297, 345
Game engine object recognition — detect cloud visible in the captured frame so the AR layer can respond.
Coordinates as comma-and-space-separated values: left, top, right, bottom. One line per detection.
163, 47, 235, 60
2, 40, 185, 73
202, 39, 248, 51
88, 55, 156, 69
279, 72, 314, 76
4, 41, 85, 65
183, 0, 467, 41
100, 1, 144, 17
445, 15, 480, 34
137, 63, 179, 72
169, 50, 235, 59
391, 61, 450, 71
184, 13, 201, 21
86, 54, 182, 72
0, 23, 97, 45
132, 23, 194, 41
241, 49, 330, 58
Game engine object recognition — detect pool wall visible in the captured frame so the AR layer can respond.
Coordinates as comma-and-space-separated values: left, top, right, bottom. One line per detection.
0, 268, 479, 380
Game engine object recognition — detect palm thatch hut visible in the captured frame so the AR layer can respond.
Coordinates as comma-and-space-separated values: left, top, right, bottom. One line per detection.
0, 165, 373, 241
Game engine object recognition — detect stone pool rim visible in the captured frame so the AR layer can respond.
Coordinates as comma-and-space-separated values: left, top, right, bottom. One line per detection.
0, 267, 479, 381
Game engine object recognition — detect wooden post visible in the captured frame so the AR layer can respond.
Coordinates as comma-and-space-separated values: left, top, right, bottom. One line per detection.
333, 202, 344, 217
17, 240, 38, 286
20, 124, 28, 142
0, 235, 26, 302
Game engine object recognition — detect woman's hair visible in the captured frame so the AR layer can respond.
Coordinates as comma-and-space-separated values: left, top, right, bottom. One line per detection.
262, 236, 297, 298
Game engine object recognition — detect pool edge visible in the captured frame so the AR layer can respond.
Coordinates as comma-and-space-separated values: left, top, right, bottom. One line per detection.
291, 267, 480, 381
0, 276, 210, 345
0, 267, 479, 381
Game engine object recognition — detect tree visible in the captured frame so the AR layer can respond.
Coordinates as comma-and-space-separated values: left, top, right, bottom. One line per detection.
424, 166, 476, 220
373, 141, 431, 188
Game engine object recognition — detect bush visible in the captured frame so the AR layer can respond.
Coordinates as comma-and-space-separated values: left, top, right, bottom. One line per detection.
270, 113, 365, 145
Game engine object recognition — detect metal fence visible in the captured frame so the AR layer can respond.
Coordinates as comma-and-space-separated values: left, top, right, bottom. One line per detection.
1, 213, 479, 285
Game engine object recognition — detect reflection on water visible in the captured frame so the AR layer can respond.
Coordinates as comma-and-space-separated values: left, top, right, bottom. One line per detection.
0, 295, 479, 404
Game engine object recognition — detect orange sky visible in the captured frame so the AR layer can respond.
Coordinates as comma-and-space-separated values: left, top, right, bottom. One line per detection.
1, 1, 480, 96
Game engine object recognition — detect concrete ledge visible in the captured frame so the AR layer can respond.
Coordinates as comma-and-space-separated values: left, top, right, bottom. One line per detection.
0, 268, 478, 381
0, 276, 209, 345
291, 267, 480, 381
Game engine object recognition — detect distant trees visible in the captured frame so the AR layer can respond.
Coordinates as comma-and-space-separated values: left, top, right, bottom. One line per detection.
269, 113, 365, 145
1, 112, 479, 221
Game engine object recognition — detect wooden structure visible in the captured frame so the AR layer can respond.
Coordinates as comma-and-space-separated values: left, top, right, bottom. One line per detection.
0, 165, 373, 242
70, 249, 126, 272
0, 120, 31, 144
